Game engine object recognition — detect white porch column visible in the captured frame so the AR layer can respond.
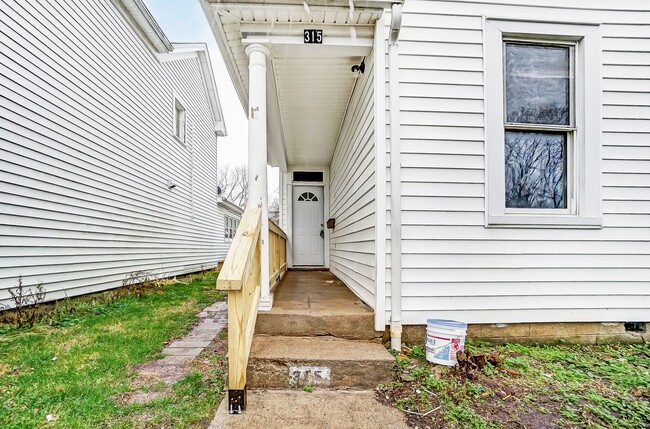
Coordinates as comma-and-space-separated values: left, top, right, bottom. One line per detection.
245, 43, 273, 311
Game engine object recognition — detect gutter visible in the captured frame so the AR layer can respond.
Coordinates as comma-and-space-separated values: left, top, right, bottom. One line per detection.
388, 2, 402, 352
217, 197, 245, 215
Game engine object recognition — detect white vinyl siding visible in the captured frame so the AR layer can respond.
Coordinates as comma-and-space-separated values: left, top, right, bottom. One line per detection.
0, 0, 220, 306
329, 52, 376, 308
390, 0, 650, 325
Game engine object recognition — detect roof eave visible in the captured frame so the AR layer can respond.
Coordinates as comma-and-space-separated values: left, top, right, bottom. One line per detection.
200, 0, 251, 114
113, 0, 174, 53
203, 0, 402, 8
167, 44, 227, 137
200, 0, 401, 115
217, 198, 245, 215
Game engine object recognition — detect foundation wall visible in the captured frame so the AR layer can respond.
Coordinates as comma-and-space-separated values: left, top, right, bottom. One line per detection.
392, 322, 649, 345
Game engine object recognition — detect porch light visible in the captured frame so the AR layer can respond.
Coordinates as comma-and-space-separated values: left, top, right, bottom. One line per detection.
351, 58, 365, 74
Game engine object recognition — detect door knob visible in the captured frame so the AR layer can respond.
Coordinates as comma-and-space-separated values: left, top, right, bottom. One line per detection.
320, 230, 324, 239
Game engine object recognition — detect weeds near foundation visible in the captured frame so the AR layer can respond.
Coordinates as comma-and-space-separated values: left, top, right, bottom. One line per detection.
379, 342, 650, 428
1, 269, 219, 335
2, 276, 47, 329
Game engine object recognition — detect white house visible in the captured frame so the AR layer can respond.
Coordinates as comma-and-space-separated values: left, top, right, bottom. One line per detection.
0, 0, 226, 307
202, 0, 649, 345
216, 197, 244, 262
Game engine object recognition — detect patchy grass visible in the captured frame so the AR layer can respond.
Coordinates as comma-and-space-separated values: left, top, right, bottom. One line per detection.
0, 270, 226, 429
378, 342, 650, 428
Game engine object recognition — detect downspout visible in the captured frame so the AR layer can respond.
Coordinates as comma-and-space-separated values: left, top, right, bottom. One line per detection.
389, 2, 403, 352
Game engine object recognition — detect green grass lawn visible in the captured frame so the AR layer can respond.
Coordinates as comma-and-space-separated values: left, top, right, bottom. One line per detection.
0, 271, 226, 429
382, 341, 650, 428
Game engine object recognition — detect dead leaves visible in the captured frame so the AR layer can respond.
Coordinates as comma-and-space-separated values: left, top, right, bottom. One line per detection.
455, 349, 509, 380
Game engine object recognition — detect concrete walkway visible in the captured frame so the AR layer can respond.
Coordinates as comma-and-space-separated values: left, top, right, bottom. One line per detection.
162, 300, 227, 363
208, 390, 409, 429
126, 300, 227, 403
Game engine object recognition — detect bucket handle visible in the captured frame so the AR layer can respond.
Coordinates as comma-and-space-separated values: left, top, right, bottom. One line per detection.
426, 339, 451, 352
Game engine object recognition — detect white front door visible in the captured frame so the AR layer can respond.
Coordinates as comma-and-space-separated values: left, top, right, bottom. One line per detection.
292, 186, 324, 266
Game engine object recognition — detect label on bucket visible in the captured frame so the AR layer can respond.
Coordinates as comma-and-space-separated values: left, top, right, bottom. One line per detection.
427, 335, 462, 364
450, 338, 461, 360
427, 335, 450, 360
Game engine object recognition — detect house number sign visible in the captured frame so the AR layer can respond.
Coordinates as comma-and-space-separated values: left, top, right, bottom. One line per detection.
304, 29, 323, 44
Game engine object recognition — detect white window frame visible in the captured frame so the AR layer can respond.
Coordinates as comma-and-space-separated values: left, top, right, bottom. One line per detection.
224, 215, 239, 242
173, 95, 187, 143
485, 19, 602, 228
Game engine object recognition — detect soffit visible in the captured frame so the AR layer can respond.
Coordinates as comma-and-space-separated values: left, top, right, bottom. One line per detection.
202, 2, 383, 167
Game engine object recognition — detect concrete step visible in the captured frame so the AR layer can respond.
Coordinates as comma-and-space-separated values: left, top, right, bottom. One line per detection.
209, 390, 409, 429
255, 311, 382, 341
247, 335, 395, 389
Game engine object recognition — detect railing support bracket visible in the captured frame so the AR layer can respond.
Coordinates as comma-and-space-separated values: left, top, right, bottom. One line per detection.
228, 388, 247, 414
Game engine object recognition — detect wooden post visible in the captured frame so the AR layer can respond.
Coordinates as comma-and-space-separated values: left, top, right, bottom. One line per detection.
245, 43, 272, 311
217, 210, 287, 414
216, 208, 262, 414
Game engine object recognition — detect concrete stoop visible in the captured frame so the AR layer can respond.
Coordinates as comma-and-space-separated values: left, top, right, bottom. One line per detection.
247, 335, 395, 389
255, 311, 381, 341
209, 390, 409, 429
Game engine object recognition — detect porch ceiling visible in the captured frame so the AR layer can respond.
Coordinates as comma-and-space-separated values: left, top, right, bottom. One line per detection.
200, 1, 384, 168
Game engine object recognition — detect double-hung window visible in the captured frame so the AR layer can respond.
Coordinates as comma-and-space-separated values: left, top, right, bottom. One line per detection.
504, 41, 574, 211
485, 20, 602, 227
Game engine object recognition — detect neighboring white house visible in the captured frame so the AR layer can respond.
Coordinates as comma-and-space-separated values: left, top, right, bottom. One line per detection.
0, 0, 227, 307
216, 197, 244, 262
202, 0, 649, 341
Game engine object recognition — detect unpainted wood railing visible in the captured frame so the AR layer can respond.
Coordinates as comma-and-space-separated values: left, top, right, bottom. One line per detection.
216, 208, 287, 414
268, 219, 287, 288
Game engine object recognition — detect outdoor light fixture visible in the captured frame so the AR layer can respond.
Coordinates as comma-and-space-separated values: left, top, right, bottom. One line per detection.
351, 58, 365, 74
167, 179, 177, 190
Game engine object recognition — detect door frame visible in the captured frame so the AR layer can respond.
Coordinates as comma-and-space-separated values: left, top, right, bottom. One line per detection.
285, 167, 330, 269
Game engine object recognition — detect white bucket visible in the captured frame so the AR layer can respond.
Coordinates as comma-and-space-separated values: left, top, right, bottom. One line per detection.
425, 319, 468, 366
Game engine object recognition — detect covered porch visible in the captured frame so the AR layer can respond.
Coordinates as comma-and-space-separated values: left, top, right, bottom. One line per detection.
202, 0, 405, 413
200, 0, 401, 325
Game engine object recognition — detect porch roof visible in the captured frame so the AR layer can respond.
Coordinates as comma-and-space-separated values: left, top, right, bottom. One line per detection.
200, 0, 396, 169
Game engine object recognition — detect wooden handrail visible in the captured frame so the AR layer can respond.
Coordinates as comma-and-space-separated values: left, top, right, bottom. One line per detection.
268, 218, 287, 289
216, 208, 288, 414
268, 218, 287, 240
217, 207, 262, 414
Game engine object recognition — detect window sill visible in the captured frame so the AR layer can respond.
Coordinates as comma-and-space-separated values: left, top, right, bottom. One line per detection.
172, 134, 185, 145
487, 215, 602, 229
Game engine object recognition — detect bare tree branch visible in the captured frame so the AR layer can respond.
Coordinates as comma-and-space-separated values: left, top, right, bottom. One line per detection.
218, 164, 248, 208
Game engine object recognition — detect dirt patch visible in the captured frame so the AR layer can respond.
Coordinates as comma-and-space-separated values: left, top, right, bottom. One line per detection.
0, 362, 10, 377
133, 360, 187, 386
376, 344, 650, 429
378, 363, 573, 429
126, 389, 170, 405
